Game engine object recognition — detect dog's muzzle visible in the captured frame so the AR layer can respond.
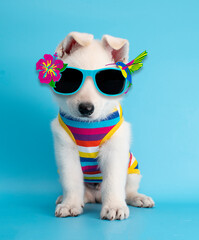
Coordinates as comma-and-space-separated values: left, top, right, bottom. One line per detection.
78, 102, 94, 116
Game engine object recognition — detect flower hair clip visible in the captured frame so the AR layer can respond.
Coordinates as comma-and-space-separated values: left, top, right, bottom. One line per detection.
106, 50, 148, 93
36, 52, 67, 88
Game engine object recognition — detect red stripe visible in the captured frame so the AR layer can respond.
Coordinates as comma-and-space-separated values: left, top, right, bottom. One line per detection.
128, 153, 132, 168
83, 170, 101, 175
76, 139, 101, 147
68, 125, 114, 135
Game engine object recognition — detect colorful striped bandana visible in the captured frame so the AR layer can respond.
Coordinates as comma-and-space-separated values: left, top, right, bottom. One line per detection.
58, 105, 140, 183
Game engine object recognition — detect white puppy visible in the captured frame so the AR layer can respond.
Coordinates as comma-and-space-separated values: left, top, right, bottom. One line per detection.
51, 32, 154, 220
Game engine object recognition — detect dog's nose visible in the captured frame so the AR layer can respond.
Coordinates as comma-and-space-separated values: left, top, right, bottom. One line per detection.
78, 102, 94, 116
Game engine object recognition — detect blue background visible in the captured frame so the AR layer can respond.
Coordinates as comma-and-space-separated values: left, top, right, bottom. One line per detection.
0, 0, 199, 239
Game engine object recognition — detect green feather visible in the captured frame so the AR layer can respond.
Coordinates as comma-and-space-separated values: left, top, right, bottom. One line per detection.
133, 51, 147, 64
129, 63, 143, 73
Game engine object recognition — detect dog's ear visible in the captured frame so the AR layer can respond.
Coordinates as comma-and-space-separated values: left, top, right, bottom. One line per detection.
56, 32, 94, 58
102, 35, 129, 63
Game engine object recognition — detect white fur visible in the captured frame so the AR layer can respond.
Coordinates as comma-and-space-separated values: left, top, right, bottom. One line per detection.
51, 32, 154, 221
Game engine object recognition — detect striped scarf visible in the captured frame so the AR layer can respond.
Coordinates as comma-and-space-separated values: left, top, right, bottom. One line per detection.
58, 105, 140, 183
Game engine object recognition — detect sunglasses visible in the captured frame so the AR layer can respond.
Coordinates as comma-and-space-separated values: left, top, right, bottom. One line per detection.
53, 67, 128, 96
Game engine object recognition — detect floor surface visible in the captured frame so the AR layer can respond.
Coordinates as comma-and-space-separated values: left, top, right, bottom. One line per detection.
0, 193, 198, 240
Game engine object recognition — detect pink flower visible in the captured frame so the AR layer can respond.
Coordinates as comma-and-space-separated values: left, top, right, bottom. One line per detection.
36, 53, 64, 84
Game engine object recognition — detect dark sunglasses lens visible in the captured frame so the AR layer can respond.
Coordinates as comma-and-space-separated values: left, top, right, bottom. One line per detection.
54, 68, 83, 94
95, 69, 126, 95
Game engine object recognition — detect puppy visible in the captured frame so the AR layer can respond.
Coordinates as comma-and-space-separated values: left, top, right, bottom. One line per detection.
51, 32, 154, 220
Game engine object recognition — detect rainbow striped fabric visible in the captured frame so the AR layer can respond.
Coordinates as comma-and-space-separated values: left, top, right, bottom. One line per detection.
58, 105, 140, 183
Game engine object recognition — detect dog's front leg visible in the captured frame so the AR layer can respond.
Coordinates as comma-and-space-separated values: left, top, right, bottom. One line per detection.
51, 118, 84, 217
99, 121, 130, 220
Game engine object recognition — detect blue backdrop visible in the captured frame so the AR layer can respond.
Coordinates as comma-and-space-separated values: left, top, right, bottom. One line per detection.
0, 0, 199, 239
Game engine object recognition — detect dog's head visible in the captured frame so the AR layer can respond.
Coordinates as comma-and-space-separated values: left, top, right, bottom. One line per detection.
52, 32, 129, 120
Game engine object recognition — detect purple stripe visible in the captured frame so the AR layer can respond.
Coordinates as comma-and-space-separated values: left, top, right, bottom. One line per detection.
72, 132, 107, 141
82, 165, 100, 172
83, 168, 100, 173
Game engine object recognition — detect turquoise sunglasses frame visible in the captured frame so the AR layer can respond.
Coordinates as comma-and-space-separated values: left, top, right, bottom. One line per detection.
52, 67, 128, 96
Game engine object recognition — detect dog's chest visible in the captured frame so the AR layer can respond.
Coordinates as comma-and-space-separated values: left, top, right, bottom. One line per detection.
58, 108, 122, 183
58, 106, 140, 183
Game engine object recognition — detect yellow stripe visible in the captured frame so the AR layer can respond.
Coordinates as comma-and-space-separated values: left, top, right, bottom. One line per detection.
79, 151, 98, 158
127, 158, 140, 174
119, 104, 123, 118
131, 158, 138, 169
58, 113, 76, 143
128, 168, 140, 174
100, 117, 124, 146
84, 176, 103, 180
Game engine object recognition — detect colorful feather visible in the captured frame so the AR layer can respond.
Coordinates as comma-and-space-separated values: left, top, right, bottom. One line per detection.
128, 63, 143, 73
133, 50, 147, 64
123, 50, 147, 73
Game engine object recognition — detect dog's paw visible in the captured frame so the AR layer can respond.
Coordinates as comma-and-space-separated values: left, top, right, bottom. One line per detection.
56, 195, 63, 205
55, 203, 83, 217
100, 204, 129, 220
127, 193, 155, 208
